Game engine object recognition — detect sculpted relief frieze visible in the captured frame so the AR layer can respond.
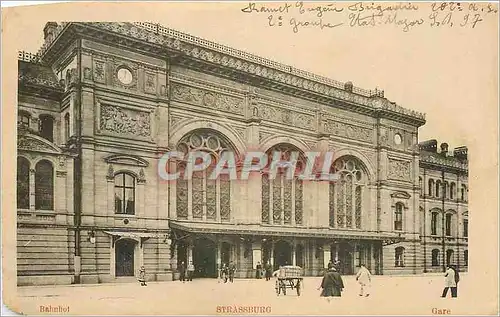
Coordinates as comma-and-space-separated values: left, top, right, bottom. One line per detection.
322, 120, 373, 143
171, 83, 244, 116
99, 104, 151, 138
388, 158, 412, 182
253, 103, 316, 131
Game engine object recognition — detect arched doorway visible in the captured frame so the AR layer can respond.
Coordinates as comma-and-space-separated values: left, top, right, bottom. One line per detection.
193, 238, 217, 278
115, 239, 136, 277
274, 240, 292, 269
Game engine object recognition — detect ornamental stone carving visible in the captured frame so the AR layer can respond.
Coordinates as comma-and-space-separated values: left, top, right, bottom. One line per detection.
145, 72, 156, 94
254, 103, 315, 131
99, 104, 151, 137
93, 60, 106, 83
388, 159, 411, 181
322, 120, 373, 143
18, 135, 61, 153
171, 83, 244, 115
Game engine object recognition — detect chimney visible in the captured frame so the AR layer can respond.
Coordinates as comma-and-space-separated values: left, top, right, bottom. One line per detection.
43, 22, 58, 42
440, 143, 449, 156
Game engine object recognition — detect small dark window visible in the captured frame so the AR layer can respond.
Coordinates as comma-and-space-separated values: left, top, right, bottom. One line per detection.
464, 250, 468, 266
431, 212, 438, 235
463, 219, 468, 238
450, 183, 456, 200
64, 113, 70, 142
445, 214, 452, 236
18, 112, 30, 129
435, 180, 441, 197
39, 115, 54, 142
394, 203, 403, 231
446, 249, 454, 265
428, 179, 434, 196
432, 249, 440, 266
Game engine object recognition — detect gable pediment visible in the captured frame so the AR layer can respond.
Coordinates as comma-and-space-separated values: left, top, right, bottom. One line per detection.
104, 154, 149, 167
390, 191, 411, 199
17, 134, 62, 154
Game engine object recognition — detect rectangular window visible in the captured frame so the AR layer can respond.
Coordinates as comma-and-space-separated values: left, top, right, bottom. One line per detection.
431, 213, 438, 235
445, 214, 452, 236
463, 219, 468, 237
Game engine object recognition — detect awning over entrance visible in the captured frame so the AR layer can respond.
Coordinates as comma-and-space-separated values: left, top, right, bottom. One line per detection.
169, 221, 404, 243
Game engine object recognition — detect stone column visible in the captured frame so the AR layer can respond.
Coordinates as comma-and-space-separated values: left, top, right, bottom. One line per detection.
292, 242, 297, 266
323, 243, 331, 269
188, 244, 194, 263
29, 168, 36, 211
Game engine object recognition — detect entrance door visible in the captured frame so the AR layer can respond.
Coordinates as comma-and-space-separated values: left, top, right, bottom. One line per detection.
338, 242, 354, 275
115, 239, 135, 277
273, 240, 292, 270
193, 238, 217, 278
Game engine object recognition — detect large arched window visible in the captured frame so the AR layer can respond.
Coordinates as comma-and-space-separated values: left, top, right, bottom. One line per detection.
176, 130, 232, 222
394, 203, 404, 231
395, 247, 405, 267
35, 160, 54, 210
114, 172, 135, 215
17, 157, 30, 209
262, 144, 304, 226
329, 157, 367, 229
428, 179, 434, 196
431, 211, 439, 235
432, 249, 440, 266
39, 114, 54, 142
450, 182, 456, 200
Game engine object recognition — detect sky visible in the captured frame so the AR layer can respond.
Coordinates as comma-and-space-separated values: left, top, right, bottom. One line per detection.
3, 1, 499, 152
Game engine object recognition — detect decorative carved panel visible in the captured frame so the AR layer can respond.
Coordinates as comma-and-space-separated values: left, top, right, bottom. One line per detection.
283, 179, 292, 224
254, 102, 315, 131
171, 83, 244, 115
323, 120, 373, 143
220, 174, 231, 221
93, 59, 106, 83
295, 179, 303, 225
388, 159, 412, 181
144, 71, 157, 94
99, 104, 151, 138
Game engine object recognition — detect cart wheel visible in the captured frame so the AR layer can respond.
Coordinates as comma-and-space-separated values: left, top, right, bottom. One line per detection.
296, 281, 301, 296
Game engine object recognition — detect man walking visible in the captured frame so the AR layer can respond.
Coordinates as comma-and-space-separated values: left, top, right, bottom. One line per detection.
228, 261, 236, 283
441, 264, 457, 298
318, 266, 344, 302
355, 264, 372, 297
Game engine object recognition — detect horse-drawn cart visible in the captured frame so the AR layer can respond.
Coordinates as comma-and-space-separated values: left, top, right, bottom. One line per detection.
274, 265, 303, 296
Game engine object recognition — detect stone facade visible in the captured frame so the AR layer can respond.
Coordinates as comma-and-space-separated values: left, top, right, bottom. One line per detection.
16, 22, 468, 285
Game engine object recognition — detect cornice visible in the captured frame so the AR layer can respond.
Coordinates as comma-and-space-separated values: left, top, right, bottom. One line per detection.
36, 22, 426, 127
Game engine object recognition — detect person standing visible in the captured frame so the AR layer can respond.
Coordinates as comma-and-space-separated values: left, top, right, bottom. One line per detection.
256, 261, 262, 279
441, 264, 457, 298
355, 264, 372, 297
179, 261, 186, 283
187, 261, 195, 282
138, 266, 147, 286
318, 267, 344, 301
228, 261, 236, 283
264, 261, 272, 281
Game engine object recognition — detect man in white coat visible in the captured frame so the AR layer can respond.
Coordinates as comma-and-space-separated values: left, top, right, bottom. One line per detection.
441, 265, 457, 298
355, 264, 372, 297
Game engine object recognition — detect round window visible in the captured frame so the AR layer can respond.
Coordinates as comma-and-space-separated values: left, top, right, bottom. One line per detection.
117, 67, 133, 85
394, 133, 402, 145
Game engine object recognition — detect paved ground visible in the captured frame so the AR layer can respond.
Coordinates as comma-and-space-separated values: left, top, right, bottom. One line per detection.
6, 273, 482, 315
